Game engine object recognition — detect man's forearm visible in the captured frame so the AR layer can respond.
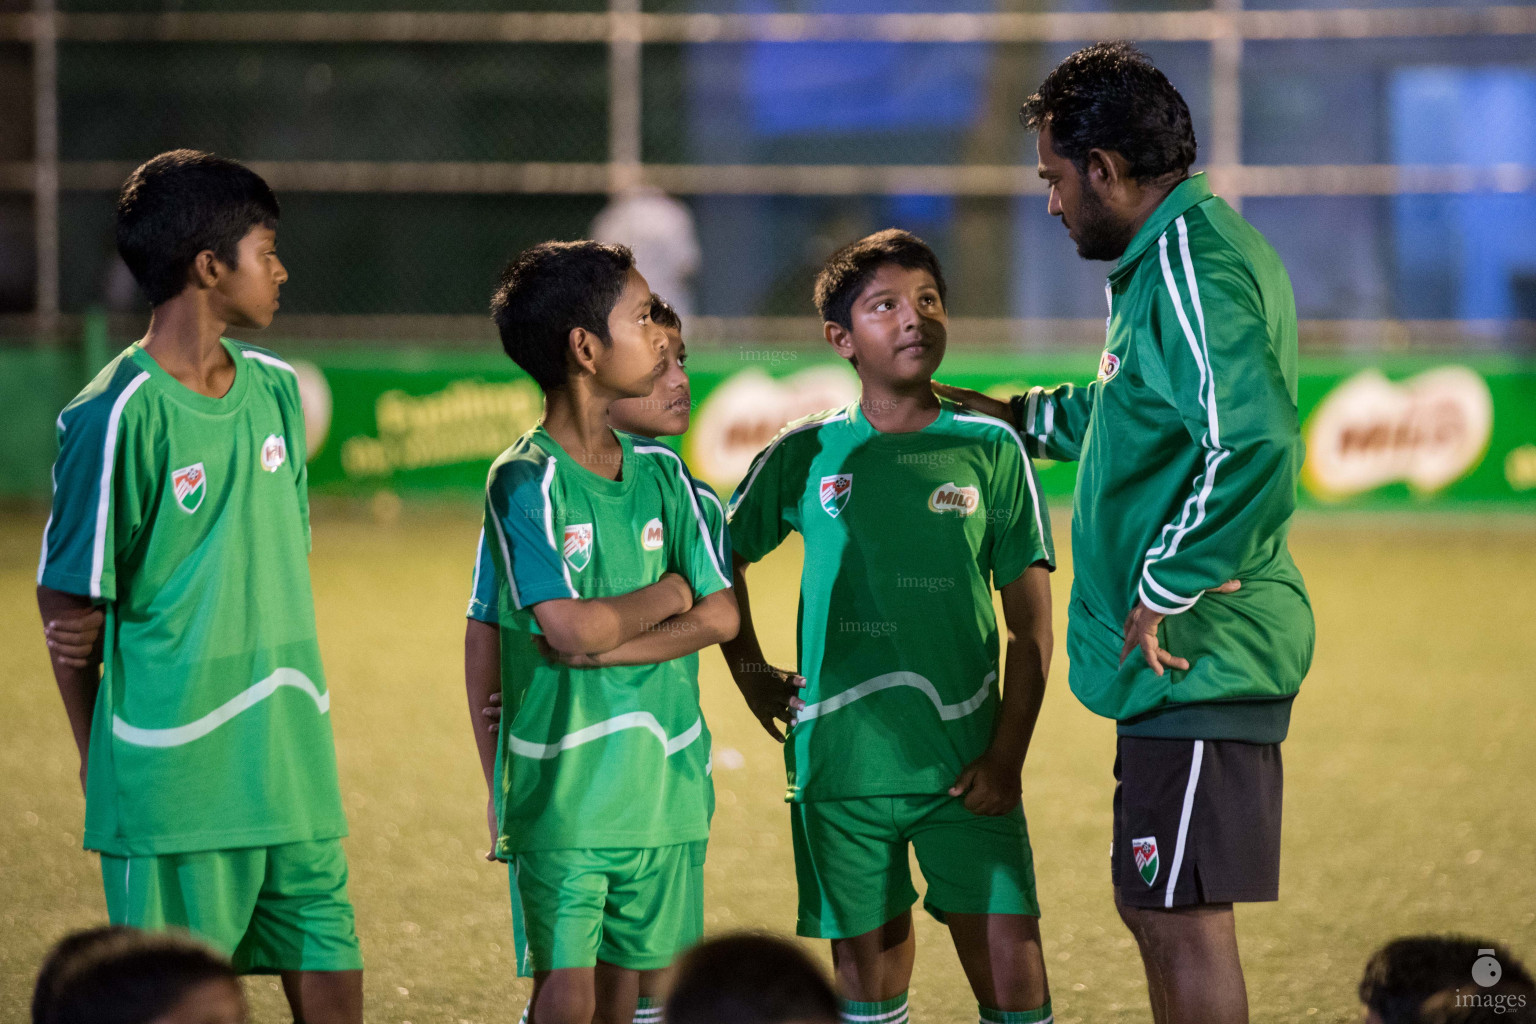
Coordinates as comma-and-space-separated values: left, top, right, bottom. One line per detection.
463, 619, 501, 789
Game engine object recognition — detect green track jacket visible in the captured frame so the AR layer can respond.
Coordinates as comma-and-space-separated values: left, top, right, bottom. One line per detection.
1013, 174, 1314, 742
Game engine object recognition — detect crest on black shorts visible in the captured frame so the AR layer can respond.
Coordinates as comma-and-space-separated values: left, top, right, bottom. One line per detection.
1132, 836, 1159, 886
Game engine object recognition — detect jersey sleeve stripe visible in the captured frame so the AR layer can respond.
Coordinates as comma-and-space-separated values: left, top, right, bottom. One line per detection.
539, 457, 578, 598
951, 413, 1049, 558
240, 349, 298, 375
726, 412, 849, 520
634, 443, 731, 590
487, 489, 523, 610
694, 484, 728, 567
84, 371, 150, 599
467, 526, 487, 616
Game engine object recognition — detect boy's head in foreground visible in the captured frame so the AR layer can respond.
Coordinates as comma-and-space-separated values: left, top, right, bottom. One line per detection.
492, 240, 665, 402
34, 926, 245, 1024
665, 933, 838, 1024
116, 149, 286, 325
609, 293, 690, 438
1359, 936, 1533, 1024
814, 228, 948, 392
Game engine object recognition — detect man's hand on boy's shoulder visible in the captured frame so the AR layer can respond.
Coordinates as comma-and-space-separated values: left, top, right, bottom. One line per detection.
931, 382, 1011, 422
735, 664, 806, 744
949, 750, 1024, 816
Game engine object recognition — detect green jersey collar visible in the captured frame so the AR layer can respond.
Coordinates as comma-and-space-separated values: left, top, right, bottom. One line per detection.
1110, 172, 1213, 282
846, 395, 955, 443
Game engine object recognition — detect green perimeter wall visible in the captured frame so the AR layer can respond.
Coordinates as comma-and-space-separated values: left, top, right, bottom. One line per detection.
4, 344, 1535, 509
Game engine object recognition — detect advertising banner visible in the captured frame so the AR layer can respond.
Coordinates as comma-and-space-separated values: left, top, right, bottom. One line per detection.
285, 349, 1536, 508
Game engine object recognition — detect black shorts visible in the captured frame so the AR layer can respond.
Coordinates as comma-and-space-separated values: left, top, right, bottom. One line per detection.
1111, 736, 1283, 909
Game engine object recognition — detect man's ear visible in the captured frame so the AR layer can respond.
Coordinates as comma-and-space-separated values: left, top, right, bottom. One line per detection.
1085, 147, 1133, 195
824, 320, 855, 362
190, 249, 222, 290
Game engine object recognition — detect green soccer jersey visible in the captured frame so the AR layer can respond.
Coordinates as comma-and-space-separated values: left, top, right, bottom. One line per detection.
728, 399, 1054, 803
483, 425, 731, 855
38, 340, 347, 857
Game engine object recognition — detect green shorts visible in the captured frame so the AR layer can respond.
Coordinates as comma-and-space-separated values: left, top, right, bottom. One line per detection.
791, 795, 1039, 939
510, 841, 706, 976
100, 838, 362, 974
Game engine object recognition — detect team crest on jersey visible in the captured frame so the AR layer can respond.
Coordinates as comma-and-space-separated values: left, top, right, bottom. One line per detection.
641, 517, 664, 551
563, 523, 594, 571
1098, 350, 1122, 383
260, 433, 287, 473
928, 482, 980, 516
171, 463, 207, 514
1132, 836, 1160, 886
819, 474, 852, 518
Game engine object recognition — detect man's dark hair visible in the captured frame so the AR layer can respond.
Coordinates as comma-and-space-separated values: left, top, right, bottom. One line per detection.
35, 927, 238, 1024
115, 149, 280, 307
650, 292, 682, 334
813, 228, 947, 330
1020, 41, 1197, 183
490, 240, 636, 394
665, 933, 838, 1024
1360, 936, 1534, 1024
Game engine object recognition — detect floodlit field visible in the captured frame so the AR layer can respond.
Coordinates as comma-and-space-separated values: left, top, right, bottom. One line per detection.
3, 504, 1533, 1023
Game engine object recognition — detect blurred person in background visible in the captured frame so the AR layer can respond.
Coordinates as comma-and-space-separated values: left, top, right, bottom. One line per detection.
665, 933, 838, 1024
33, 926, 246, 1024
592, 188, 702, 318
1359, 936, 1533, 1024
938, 42, 1313, 1024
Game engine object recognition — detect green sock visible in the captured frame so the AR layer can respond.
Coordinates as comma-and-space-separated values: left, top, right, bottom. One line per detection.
840, 992, 909, 1024
634, 995, 663, 1024
979, 1000, 1053, 1024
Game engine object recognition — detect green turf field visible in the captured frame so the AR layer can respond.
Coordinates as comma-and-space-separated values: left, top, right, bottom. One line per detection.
3, 504, 1533, 1023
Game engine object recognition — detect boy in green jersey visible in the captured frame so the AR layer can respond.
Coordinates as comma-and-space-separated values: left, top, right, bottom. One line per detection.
35, 151, 362, 1023
722, 230, 1057, 1024
468, 242, 738, 1024
467, 293, 723, 1024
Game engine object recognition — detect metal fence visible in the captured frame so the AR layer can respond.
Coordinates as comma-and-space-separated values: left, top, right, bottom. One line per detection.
3, 0, 1535, 348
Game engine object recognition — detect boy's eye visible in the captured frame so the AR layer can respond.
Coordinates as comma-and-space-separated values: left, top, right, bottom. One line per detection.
875, 300, 894, 312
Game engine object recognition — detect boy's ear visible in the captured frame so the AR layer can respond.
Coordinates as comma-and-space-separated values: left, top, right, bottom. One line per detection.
567, 326, 601, 377
190, 249, 223, 290
824, 321, 855, 362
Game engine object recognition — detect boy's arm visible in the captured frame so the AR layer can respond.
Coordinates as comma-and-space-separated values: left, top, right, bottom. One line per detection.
463, 617, 501, 857
531, 575, 694, 657
949, 565, 1052, 815
718, 554, 805, 742
36, 585, 105, 792
541, 586, 738, 667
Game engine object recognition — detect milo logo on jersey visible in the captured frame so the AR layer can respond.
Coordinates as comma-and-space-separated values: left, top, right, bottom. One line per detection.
928, 482, 979, 516
563, 523, 594, 571
641, 518, 664, 551
1132, 836, 1160, 886
171, 463, 207, 514
819, 474, 852, 518
1098, 350, 1122, 383
260, 433, 287, 472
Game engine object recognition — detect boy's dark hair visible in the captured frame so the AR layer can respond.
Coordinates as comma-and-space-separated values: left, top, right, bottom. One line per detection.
115, 149, 280, 307
35, 927, 238, 1024
490, 240, 636, 394
665, 933, 838, 1024
1020, 41, 1197, 183
650, 293, 682, 334
1359, 936, 1533, 1024
813, 228, 947, 330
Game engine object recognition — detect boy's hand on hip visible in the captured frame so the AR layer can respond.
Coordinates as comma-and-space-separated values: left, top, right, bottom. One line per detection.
949, 752, 1023, 816
737, 666, 806, 743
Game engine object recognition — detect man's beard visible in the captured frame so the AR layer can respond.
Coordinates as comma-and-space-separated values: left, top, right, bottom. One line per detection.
1070, 176, 1137, 262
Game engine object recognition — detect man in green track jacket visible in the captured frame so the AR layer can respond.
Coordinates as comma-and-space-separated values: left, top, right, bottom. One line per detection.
940, 43, 1314, 1024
